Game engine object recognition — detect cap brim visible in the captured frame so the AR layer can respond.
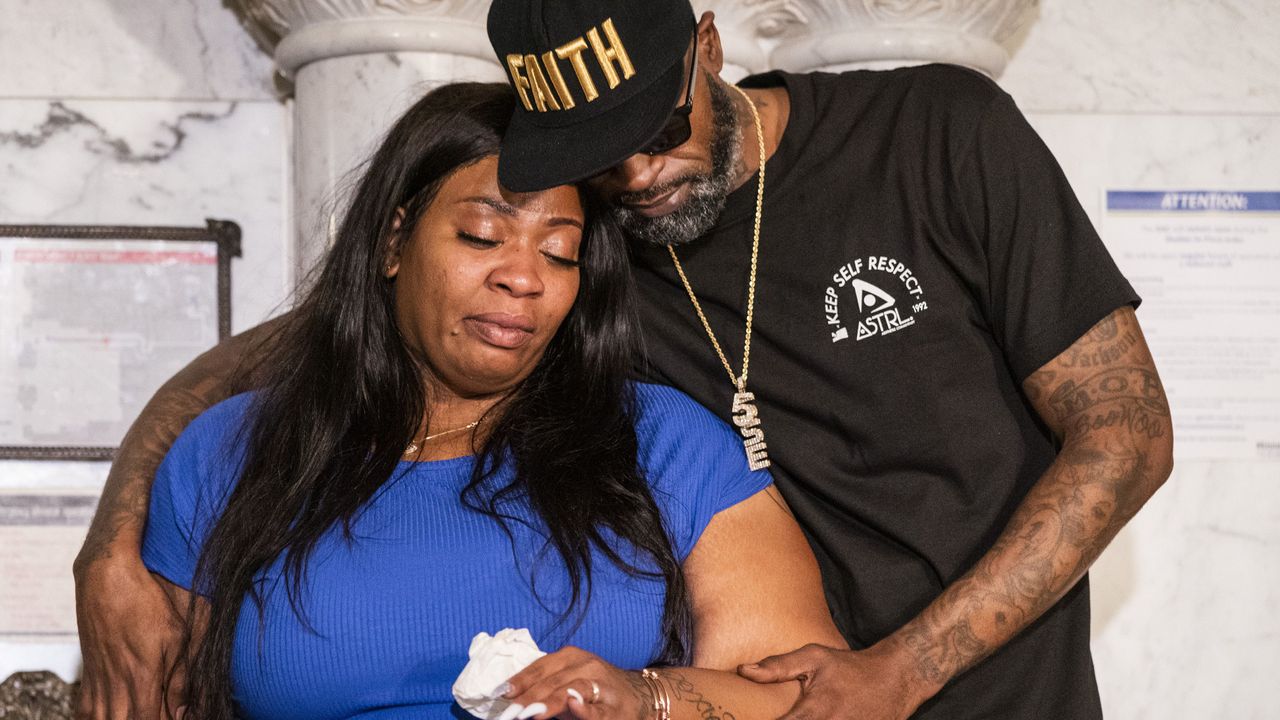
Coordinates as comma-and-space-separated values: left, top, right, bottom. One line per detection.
497, 59, 686, 192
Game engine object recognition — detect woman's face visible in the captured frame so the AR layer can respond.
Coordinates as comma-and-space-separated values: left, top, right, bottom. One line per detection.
389, 156, 584, 399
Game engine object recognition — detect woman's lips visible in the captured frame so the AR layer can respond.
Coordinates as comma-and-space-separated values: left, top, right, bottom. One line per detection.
464, 313, 535, 349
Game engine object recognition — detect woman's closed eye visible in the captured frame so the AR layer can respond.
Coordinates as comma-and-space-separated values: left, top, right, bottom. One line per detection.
457, 230, 499, 248
457, 230, 579, 268
542, 250, 580, 268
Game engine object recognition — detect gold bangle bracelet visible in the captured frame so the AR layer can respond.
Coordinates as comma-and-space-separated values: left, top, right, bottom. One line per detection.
641, 669, 672, 720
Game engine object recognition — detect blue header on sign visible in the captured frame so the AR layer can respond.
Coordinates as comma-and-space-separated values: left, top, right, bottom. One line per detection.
1107, 191, 1280, 212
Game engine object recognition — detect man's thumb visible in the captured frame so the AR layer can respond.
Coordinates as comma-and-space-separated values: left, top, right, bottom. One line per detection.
737, 648, 815, 684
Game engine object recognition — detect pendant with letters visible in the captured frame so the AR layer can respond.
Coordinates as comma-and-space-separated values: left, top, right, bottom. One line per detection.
731, 387, 771, 471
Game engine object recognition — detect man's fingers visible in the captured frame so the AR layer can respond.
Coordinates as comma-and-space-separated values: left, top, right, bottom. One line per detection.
778, 695, 836, 720
125, 674, 158, 720
73, 675, 97, 719
166, 662, 189, 716
776, 681, 844, 720
737, 644, 824, 684
103, 677, 130, 720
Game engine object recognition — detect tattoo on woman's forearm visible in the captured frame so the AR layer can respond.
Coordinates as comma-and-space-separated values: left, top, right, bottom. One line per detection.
654, 670, 739, 720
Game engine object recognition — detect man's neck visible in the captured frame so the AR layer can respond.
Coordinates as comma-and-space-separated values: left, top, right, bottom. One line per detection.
731, 84, 791, 192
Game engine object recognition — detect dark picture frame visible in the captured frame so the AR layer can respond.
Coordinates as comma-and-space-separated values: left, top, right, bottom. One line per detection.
0, 219, 240, 460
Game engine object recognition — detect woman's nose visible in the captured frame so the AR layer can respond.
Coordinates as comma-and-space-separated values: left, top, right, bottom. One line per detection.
488, 246, 545, 297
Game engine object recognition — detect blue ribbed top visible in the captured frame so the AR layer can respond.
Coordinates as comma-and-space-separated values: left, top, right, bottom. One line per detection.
142, 382, 771, 719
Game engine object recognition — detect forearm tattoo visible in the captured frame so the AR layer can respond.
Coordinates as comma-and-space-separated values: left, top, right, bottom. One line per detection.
899, 308, 1171, 687
652, 670, 740, 720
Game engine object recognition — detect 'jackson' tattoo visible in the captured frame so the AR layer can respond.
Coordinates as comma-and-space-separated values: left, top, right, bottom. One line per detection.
648, 669, 740, 720
896, 306, 1171, 690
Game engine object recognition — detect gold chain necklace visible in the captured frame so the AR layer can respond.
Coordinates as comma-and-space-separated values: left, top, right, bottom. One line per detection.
667, 85, 770, 471
403, 420, 479, 456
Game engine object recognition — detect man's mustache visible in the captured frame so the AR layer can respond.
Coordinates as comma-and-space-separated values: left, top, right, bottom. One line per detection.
615, 173, 709, 206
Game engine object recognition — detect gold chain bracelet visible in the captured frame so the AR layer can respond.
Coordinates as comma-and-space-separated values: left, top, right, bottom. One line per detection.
640, 669, 672, 720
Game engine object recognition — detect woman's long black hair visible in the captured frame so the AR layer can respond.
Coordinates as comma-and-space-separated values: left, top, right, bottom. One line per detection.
177, 82, 690, 718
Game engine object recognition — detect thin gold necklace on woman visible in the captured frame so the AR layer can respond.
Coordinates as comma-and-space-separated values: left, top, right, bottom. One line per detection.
403, 420, 479, 456
666, 85, 770, 471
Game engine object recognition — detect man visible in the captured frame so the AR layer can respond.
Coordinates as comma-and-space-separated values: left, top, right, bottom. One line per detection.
73, 1, 1172, 719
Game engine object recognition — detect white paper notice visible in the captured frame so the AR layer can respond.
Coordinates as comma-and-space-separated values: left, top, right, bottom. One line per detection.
0, 238, 221, 448
1105, 190, 1280, 460
0, 491, 96, 640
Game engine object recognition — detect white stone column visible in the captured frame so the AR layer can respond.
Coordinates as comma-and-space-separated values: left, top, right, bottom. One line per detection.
764, 0, 1039, 77
233, 1, 504, 281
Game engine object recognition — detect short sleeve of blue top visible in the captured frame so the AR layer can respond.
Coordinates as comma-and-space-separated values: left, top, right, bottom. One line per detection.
142, 382, 772, 719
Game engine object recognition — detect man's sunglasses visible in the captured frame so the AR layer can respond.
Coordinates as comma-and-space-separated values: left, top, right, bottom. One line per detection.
640, 39, 698, 156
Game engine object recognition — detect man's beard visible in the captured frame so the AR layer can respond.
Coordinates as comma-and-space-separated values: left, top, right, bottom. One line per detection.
610, 77, 743, 247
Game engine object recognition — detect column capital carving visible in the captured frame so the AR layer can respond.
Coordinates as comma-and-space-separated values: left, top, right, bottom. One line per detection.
766, 0, 1038, 77
229, 0, 495, 75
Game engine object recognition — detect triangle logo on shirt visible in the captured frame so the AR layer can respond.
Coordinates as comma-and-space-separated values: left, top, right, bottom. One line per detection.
851, 279, 896, 315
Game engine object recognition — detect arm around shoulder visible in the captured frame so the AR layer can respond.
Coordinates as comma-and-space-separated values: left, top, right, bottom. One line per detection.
73, 313, 286, 720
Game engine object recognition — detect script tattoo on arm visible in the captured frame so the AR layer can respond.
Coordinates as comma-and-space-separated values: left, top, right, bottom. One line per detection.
656, 670, 741, 720
894, 305, 1173, 689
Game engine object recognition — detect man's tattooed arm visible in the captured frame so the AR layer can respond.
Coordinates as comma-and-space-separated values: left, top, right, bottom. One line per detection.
893, 305, 1174, 694
74, 315, 284, 570
74, 316, 287, 720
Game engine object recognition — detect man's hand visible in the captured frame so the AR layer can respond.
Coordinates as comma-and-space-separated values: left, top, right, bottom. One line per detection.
70, 316, 283, 718
738, 639, 937, 720
74, 557, 185, 720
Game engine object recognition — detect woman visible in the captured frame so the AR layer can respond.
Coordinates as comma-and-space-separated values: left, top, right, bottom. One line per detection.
141, 82, 844, 720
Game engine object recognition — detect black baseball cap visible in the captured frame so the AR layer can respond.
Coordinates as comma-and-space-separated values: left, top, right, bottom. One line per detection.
487, 0, 696, 192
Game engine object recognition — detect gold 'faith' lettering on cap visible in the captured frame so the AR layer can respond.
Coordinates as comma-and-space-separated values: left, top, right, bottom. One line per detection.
502, 17, 635, 113
554, 37, 596, 103
587, 18, 635, 90
541, 50, 575, 109
524, 53, 562, 111
506, 54, 534, 111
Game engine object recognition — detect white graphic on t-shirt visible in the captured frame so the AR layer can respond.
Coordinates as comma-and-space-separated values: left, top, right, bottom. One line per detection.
824, 255, 929, 344
851, 279, 895, 315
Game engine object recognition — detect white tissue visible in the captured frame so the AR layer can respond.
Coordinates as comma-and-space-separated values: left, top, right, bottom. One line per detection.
452, 628, 547, 719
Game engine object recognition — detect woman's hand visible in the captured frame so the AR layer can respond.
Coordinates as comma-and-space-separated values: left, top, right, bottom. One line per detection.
500, 646, 650, 720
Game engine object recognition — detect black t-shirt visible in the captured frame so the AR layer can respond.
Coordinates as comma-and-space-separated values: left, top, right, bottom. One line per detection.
631, 65, 1139, 719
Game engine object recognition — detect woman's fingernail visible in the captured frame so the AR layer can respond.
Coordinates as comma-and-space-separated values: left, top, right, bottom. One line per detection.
742, 663, 759, 670
566, 688, 584, 703
497, 702, 524, 720
517, 702, 547, 719
496, 682, 513, 697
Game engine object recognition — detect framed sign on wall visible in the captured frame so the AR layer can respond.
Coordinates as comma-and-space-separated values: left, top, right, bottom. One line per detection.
0, 220, 240, 460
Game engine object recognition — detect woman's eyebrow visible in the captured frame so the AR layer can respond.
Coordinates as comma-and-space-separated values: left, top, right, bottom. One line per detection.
460, 196, 518, 216
461, 196, 582, 229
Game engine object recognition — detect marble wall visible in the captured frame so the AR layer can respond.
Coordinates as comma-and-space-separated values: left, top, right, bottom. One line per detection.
0, 0, 1276, 716
1001, 1, 1280, 717
0, 0, 289, 679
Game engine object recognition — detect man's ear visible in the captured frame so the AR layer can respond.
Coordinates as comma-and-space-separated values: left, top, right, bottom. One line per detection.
696, 11, 724, 75
384, 208, 406, 279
